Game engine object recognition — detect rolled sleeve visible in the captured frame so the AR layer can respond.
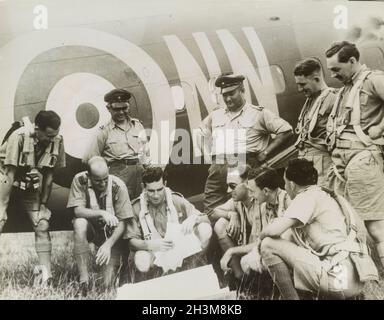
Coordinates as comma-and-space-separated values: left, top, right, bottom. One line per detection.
262, 109, 292, 135
283, 194, 315, 226
67, 176, 87, 209
124, 204, 142, 240
113, 182, 134, 221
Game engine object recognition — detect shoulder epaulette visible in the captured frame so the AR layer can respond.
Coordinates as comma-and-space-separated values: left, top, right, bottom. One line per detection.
171, 191, 184, 198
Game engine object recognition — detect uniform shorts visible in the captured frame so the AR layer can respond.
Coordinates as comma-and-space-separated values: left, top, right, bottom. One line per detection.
298, 147, 332, 189
330, 147, 384, 220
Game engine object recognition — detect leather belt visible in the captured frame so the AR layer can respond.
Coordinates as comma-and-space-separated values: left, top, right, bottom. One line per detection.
111, 158, 139, 165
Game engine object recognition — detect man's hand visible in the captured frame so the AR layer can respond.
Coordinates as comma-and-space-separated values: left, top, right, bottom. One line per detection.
96, 242, 112, 266
99, 210, 119, 228
241, 247, 263, 273
181, 215, 199, 234
226, 211, 240, 240
368, 125, 384, 140
148, 239, 174, 252
39, 204, 51, 220
220, 249, 234, 272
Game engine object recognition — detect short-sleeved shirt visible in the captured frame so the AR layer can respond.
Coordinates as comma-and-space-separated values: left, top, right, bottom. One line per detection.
83, 118, 149, 164
67, 171, 133, 222
336, 64, 384, 136
199, 103, 292, 156
1, 127, 66, 180
217, 196, 261, 245
284, 185, 348, 252
298, 89, 336, 144
124, 192, 208, 240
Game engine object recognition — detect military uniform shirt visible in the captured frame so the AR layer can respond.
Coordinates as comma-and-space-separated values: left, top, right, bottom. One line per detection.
284, 185, 348, 252
336, 64, 384, 136
299, 90, 336, 143
124, 192, 208, 240
199, 103, 292, 155
0, 128, 66, 183
83, 118, 150, 164
67, 171, 133, 221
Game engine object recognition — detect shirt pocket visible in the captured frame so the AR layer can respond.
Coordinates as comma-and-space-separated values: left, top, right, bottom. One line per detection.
359, 90, 371, 107
106, 138, 127, 156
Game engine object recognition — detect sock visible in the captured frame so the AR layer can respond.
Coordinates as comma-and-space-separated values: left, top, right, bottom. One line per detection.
266, 260, 299, 300
35, 241, 52, 277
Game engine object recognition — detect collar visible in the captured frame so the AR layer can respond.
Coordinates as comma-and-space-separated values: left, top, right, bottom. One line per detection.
224, 102, 247, 116
87, 174, 109, 198
296, 185, 318, 196
110, 117, 134, 130
350, 64, 368, 85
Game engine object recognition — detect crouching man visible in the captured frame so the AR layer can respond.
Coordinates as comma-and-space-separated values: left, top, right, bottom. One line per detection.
258, 159, 378, 300
67, 156, 133, 296
124, 166, 212, 279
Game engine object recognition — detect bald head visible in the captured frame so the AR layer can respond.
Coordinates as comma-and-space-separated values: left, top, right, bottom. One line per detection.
87, 156, 109, 192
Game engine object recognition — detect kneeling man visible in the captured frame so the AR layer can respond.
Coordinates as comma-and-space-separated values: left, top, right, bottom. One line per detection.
124, 166, 212, 277
67, 156, 133, 295
259, 159, 378, 299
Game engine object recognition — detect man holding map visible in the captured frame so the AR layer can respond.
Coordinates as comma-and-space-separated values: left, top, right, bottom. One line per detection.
124, 166, 212, 279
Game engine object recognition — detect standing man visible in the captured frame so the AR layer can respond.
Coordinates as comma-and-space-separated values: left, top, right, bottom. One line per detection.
198, 74, 293, 216
0, 111, 65, 286
258, 159, 378, 300
124, 166, 212, 279
325, 41, 384, 268
293, 58, 336, 187
67, 156, 133, 296
83, 88, 150, 200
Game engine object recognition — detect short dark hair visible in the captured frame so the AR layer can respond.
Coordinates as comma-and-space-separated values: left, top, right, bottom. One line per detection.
285, 159, 318, 186
35, 110, 61, 131
142, 166, 166, 186
325, 41, 360, 63
293, 58, 323, 77
254, 167, 282, 190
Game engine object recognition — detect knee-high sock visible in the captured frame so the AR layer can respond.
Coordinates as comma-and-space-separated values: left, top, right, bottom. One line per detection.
74, 241, 91, 283
217, 234, 243, 279
35, 241, 52, 277
263, 253, 299, 300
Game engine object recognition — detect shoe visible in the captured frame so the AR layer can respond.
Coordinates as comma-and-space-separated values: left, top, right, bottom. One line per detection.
77, 282, 89, 298
33, 265, 52, 288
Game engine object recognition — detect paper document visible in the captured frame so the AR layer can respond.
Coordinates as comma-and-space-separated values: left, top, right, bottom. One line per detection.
153, 222, 202, 272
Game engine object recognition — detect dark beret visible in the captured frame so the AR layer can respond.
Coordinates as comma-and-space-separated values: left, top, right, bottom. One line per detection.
215, 74, 245, 93
104, 88, 132, 104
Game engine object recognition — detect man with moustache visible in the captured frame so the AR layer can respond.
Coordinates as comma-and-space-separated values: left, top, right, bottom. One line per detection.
325, 41, 384, 268
0, 110, 65, 286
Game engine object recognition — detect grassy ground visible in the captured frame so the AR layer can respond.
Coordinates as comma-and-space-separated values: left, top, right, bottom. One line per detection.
0, 231, 383, 300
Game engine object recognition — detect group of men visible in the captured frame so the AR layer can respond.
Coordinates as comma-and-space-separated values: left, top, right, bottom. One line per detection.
0, 40, 383, 299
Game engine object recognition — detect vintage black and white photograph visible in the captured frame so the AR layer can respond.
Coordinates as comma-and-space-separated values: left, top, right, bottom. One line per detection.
1, 0, 384, 302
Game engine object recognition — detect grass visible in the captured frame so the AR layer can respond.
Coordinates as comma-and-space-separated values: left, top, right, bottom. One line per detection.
0, 231, 384, 300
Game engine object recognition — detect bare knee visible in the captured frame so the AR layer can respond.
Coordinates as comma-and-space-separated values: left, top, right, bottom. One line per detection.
134, 251, 153, 273
34, 219, 50, 239
195, 222, 212, 249
213, 218, 229, 238
260, 237, 275, 258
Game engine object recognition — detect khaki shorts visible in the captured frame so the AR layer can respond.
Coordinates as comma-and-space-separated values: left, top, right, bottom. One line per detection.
9, 187, 50, 227
330, 148, 384, 220
298, 147, 332, 189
